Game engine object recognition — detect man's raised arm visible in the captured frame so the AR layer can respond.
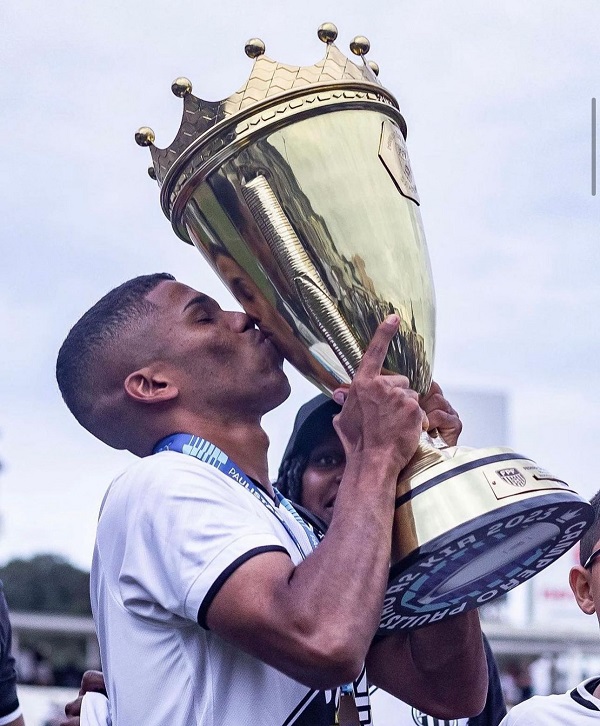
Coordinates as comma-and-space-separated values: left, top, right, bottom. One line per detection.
206, 315, 423, 688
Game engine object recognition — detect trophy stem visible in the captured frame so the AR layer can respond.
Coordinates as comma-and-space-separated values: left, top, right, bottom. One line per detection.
397, 440, 449, 497
391, 437, 451, 565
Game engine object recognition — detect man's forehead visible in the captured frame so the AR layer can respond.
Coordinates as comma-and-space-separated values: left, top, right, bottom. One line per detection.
146, 280, 210, 308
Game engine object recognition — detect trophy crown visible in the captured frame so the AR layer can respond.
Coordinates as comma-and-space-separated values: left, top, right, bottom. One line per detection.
135, 24, 391, 189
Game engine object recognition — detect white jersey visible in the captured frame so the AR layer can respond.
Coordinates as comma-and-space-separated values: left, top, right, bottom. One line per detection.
91, 451, 372, 726
499, 677, 600, 724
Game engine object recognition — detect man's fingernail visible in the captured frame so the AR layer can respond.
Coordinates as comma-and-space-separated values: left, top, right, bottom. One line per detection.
333, 391, 346, 405
385, 314, 399, 325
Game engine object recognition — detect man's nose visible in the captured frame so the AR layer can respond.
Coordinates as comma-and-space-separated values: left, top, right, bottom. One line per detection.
227, 310, 254, 332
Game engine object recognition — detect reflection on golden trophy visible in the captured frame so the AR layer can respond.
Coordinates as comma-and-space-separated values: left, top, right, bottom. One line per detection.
135, 24, 592, 631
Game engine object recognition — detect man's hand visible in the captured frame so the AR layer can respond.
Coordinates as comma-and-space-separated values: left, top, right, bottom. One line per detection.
60, 670, 106, 726
419, 381, 462, 446
333, 315, 424, 474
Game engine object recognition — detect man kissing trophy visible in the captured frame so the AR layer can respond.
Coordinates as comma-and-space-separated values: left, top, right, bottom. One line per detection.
135, 23, 592, 632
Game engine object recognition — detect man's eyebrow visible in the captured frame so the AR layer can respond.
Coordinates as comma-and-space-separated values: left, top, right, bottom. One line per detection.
183, 294, 210, 312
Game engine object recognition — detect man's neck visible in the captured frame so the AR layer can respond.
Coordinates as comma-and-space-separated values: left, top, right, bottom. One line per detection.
165, 415, 273, 495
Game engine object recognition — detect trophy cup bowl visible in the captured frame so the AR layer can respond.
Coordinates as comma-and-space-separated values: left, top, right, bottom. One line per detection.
136, 26, 592, 631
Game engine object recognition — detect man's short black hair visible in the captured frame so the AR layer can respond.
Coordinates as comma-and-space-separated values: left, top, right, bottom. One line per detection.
579, 489, 600, 566
56, 273, 175, 425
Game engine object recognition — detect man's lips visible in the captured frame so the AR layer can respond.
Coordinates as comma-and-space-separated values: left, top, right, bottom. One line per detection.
247, 327, 284, 363
248, 327, 265, 343
245, 327, 269, 345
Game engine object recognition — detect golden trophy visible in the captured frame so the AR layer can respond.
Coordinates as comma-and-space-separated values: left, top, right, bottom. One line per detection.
135, 24, 592, 631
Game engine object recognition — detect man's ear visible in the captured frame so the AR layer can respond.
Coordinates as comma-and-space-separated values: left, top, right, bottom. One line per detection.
124, 367, 179, 405
569, 565, 596, 615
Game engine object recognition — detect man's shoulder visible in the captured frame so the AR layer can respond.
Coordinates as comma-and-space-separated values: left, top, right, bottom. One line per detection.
102, 451, 251, 511
114, 451, 226, 488
101, 451, 231, 514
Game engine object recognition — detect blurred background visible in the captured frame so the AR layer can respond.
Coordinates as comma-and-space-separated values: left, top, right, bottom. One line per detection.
1, 0, 599, 722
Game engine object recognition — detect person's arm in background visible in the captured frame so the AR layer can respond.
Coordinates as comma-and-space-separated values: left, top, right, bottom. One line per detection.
366, 613, 486, 716
419, 381, 462, 446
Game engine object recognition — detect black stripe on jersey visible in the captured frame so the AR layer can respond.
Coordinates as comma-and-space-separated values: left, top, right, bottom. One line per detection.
282, 688, 336, 725
571, 679, 600, 711
197, 545, 289, 629
282, 689, 320, 725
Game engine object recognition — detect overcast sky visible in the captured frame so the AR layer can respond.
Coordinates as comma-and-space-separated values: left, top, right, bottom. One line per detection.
0, 0, 598, 570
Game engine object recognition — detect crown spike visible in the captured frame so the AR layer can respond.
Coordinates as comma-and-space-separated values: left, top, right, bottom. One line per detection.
350, 36, 370, 56
135, 127, 156, 147
367, 60, 380, 76
317, 22, 338, 44
171, 77, 193, 97
245, 38, 266, 59
135, 32, 394, 186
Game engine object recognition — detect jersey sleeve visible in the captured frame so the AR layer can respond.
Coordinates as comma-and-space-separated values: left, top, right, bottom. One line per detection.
106, 455, 290, 626
0, 588, 21, 726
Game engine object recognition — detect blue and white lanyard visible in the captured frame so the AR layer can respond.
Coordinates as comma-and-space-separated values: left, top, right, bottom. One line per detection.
153, 433, 319, 559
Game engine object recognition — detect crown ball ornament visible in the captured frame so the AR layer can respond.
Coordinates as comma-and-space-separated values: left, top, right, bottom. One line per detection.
134, 126, 155, 147
244, 38, 266, 59
171, 77, 193, 97
350, 35, 370, 56
317, 22, 338, 44
135, 23, 594, 629
367, 60, 380, 76
147, 166, 157, 180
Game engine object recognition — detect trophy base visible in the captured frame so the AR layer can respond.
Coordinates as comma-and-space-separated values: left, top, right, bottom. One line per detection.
378, 447, 593, 634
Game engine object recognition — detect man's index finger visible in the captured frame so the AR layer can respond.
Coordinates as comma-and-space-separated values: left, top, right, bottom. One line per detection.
355, 315, 399, 378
